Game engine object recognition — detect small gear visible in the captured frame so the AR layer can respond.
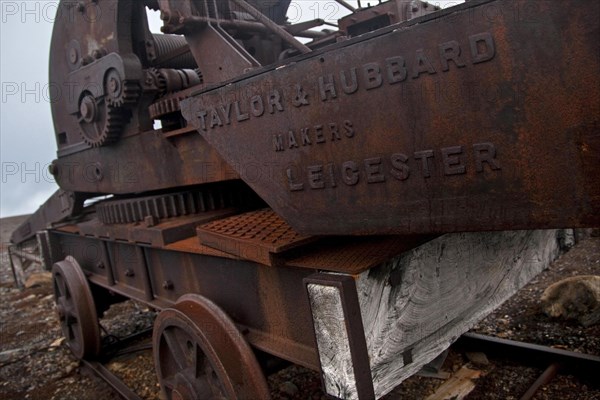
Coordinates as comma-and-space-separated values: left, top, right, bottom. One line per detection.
105, 69, 140, 108
78, 93, 130, 148
147, 67, 168, 96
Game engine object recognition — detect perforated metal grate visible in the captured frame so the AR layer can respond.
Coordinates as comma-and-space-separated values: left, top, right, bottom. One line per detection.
197, 209, 314, 254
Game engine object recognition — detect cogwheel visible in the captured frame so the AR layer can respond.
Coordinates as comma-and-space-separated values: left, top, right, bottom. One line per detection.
79, 100, 129, 148
194, 69, 203, 84
148, 96, 182, 120
104, 68, 140, 108
148, 67, 168, 96
106, 80, 140, 108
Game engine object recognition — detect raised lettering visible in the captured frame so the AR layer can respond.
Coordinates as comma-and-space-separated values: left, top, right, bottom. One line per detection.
293, 84, 310, 107
469, 32, 495, 64
344, 120, 355, 138
342, 161, 359, 186
268, 90, 284, 113
414, 150, 435, 178
273, 134, 284, 152
340, 68, 358, 94
287, 168, 304, 191
288, 130, 299, 149
308, 165, 325, 189
365, 157, 385, 183
386, 56, 407, 84
412, 49, 436, 78
325, 163, 337, 188
209, 108, 222, 128
197, 110, 207, 130
363, 63, 383, 90
391, 153, 410, 180
315, 125, 325, 143
250, 95, 264, 117
319, 74, 337, 101
441, 146, 466, 175
439, 40, 466, 72
473, 142, 501, 172
329, 123, 341, 141
219, 103, 232, 125
234, 101, 249, 122
301, 128, 311, 146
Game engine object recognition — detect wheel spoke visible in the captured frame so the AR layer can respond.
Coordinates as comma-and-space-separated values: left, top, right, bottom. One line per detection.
153, 296, 270, 400
55, 274, 68, 298
52, 259, 101, 360
163, 328, 188, 372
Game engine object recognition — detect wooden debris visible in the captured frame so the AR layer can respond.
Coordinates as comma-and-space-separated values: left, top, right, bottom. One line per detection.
425, 366, 482, 400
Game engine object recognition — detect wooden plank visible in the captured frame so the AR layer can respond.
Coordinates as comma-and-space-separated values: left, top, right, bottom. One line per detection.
425, 366, 482, 400
355, 229, 567, 399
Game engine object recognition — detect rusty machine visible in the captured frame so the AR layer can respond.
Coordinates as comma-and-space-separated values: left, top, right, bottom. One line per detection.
9, 0, 600, 399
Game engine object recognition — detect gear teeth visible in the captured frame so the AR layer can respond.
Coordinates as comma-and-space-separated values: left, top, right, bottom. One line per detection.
106, 81, 140, 108
81, 106, 129, 148
149, 96, 181, 120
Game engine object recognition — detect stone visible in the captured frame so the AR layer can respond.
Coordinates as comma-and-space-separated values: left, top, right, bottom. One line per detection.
465, 352, 490, 366
540, 275, 600, 327
279, 381, 299, 396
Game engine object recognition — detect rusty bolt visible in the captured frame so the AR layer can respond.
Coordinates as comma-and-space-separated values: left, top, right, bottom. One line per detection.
96, 262, 105, 270
80, 96, 97, 123
162, 280, 174, 290
69, 48, 78, 64
125, 269, 135, 277
108, 77, 119, 94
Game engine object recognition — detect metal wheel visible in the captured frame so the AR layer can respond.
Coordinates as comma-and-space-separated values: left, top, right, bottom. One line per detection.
153, 294, 270, 400
52, 256, 101, 359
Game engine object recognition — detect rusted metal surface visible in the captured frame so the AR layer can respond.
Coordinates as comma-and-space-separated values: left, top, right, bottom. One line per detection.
48, 229, 321, 371
52, 256, 102, 359
197, 209, 317, 266
11, 190, 85, 244
519, 363, 560, 400
153, 294, 270, 399
181, 0, 600, 235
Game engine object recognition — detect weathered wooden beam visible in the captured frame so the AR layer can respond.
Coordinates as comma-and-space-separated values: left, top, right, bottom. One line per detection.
306, 229, 569, 399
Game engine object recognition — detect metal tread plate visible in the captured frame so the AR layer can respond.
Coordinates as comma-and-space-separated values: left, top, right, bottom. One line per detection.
196, 209, 317, 266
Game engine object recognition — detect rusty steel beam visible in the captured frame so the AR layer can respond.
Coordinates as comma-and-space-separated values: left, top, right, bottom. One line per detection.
181, 0, 600, 235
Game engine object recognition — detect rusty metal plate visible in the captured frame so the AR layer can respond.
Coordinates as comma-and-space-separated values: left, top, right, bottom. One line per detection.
283, 235, 434, 274
197, 209, 316, 265
181, 0, 600, 235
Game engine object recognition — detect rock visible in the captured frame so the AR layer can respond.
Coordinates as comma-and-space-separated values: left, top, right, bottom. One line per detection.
279, 381, 299, 396
466, 352, 490, 366
24, 272, 52, 288
0, 348, 24, 363
540, 275, 600, 327
50, 337, 65, 348
65, 363, 78, 375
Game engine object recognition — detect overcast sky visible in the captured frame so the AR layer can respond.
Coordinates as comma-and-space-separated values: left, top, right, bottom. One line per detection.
0, 0, 461, 218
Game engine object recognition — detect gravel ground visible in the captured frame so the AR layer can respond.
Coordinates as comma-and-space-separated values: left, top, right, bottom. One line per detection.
1, 216, 598, 399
